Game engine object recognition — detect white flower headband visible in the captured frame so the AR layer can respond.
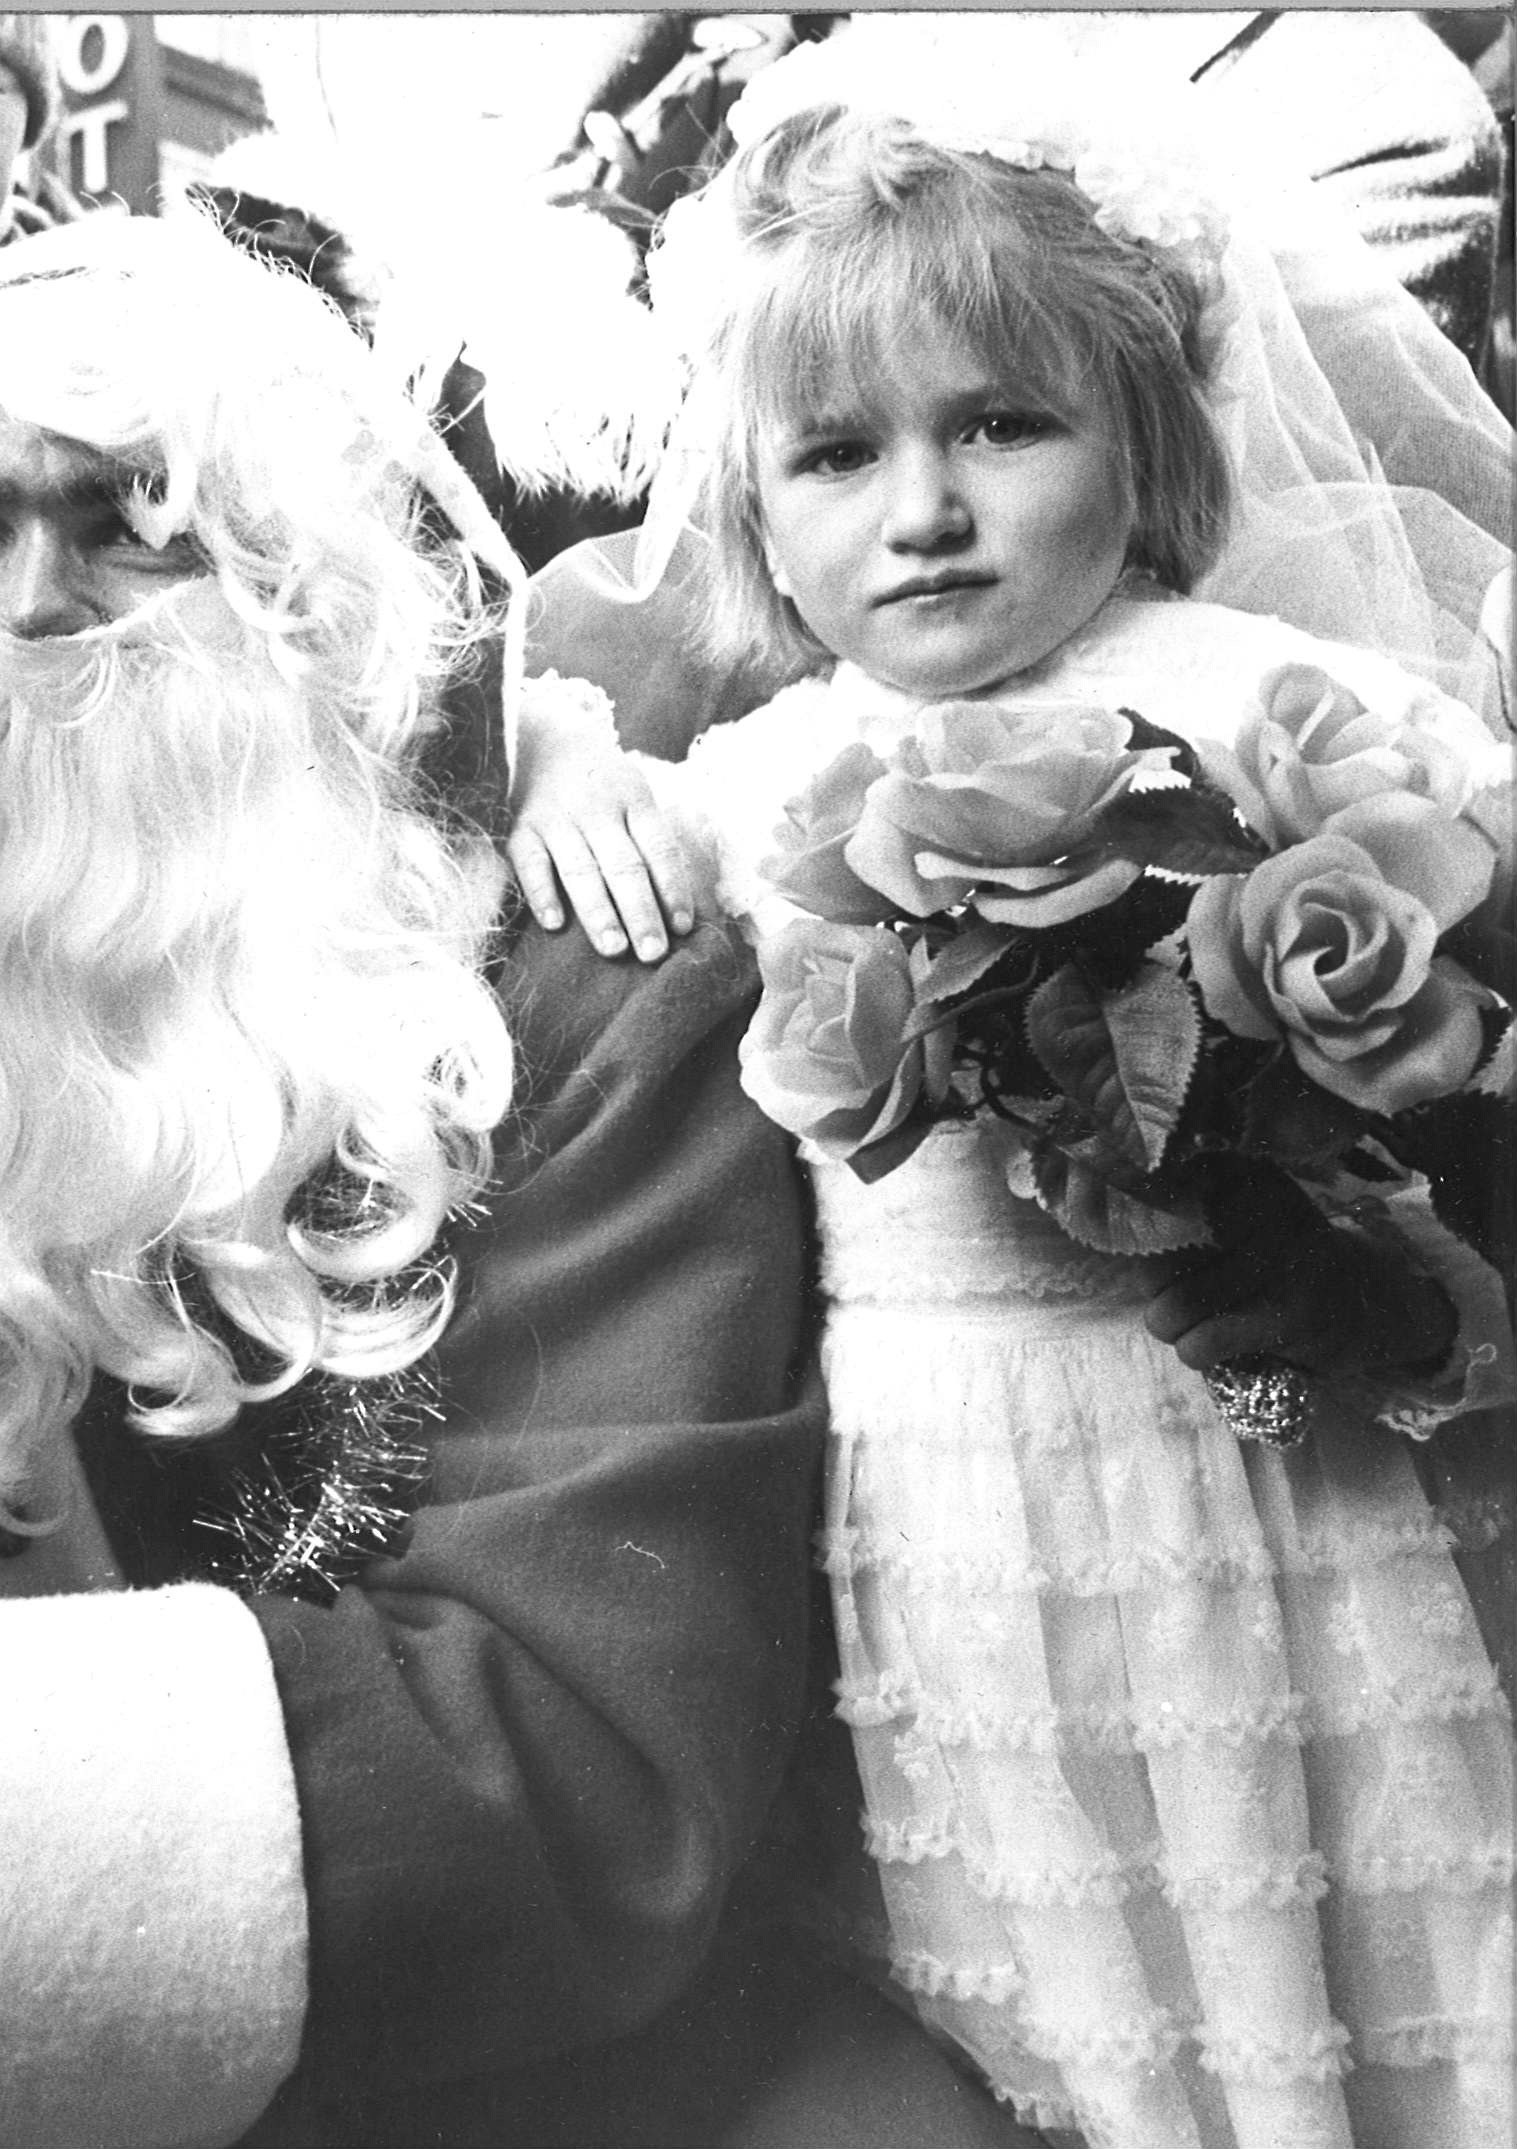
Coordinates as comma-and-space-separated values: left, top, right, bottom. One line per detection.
647, 20, 1237, 364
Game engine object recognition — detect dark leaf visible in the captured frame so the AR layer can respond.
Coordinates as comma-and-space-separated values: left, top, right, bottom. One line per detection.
1116, 710, 1270, 838
1337, 1143, 1409, 1186
1094, 787, 1268, 877
1116, 706, 1201, 779
947, 875, 1193, 997
1471, 997, 1513, 1082
847, 1114, 935, 1184
1060, 872, 1196, 985
1236, 1054, 1373, 1175
917, 921, 1022, 1006
1439, 914, 1517, 1004
1380, 1092, 1517, 1270
960, 1016, 1059, 1103
1167, 1149, 1333, 1255
1026, 962, 1200, 1172
1030, 1141, 1209, 1254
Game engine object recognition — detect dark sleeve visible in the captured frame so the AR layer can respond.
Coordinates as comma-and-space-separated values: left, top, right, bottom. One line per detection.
254, 919, 823, 2097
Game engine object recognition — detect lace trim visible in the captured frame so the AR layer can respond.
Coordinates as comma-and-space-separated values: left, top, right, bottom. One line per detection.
1015, 2007, 1184, 2073
1347, 1185, 1516, 1413
983, 1843, 1328, 1914
900, 1972, 1189, 2077
1196, 2022, 1353, 2086
821, 1530, 1276, 1594
895, 1976, 1508, 2084
840, 1671, 1508, 1749
938, 1840, 1135, 1910
864, 1815, 957, 1866
1162, 1851, 1331, 1912
897, 1969, 1508, 2092
838, 1681, 1310, 1752
1322, 1666, 1510, 1738
1356, 2015, 1512, 2068
893, 1952, 1023, 2004
988, 2086, 1080, 2131
1337, 1844, 1515, 1896
819, 1513, 1460, 1593
866, 1821, 1511, 1906
1435, 1490, 1516, 1551
1285, 1513, 1462, 1573
1378, 1341, 1503, 1442
818, 1250, 1132, 1309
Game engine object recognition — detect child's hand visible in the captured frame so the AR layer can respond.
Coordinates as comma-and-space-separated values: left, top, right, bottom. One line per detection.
1145, 1218, 1458, 1381
506, 756, 696, 963
507, 672, 696, 963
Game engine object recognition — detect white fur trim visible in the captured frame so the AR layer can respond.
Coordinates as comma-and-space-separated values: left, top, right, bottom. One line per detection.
0, 1582, 308, 2147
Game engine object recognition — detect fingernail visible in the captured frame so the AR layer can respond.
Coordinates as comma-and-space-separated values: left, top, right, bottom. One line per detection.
671, 911, 693, 935
599, 930, 627, 956
541, 907, 563, 930
636, 934, 666, 962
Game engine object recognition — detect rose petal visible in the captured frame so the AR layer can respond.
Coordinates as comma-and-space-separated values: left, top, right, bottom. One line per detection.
740, 919, 925, 1155
1290, 963, 1488, 1113
973, 856, 1143, 927
1320, 794, 1495, 929
1189, 877, 1281, 1039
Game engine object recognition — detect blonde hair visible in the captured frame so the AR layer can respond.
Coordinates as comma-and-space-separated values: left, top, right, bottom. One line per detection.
0, 216, 513, 1517
0, 211, 480, 744
674, 108, 1232, 673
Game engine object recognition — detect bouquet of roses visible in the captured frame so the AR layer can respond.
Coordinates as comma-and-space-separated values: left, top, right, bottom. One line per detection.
738, 667, 1513, 1432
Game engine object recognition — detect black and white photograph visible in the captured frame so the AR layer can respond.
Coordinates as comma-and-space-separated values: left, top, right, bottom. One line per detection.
0, 10, 1512, 2146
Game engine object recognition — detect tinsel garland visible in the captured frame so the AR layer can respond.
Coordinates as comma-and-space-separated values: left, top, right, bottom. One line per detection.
194, 1364, 438, 1605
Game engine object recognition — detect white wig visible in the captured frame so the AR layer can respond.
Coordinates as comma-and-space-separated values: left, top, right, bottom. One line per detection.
0, 213, 515, 1520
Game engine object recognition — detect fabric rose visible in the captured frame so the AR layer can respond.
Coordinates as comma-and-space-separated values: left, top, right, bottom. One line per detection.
1189, 792, 1497, 1114
1210, 662, 1511, 850
844, 700, 1175, 926
738, 918, 942, 1158
760, 741, 899, 924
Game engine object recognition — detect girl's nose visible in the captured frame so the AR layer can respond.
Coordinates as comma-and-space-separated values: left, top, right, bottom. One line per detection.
0, 523, 100, 640
880, 446, 972, 551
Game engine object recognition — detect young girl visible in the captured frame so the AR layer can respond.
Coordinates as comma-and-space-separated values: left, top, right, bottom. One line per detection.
511, 31, 1515, 2149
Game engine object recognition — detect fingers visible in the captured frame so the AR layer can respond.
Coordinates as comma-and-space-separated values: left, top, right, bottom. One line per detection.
1144, 1243, 1274, 1346
1145, 1241, 1333, 1372
590, 845, 671, 962
550, 821, 648, 959
506, 813, 690, 962
626, 800, 696, 940
503, 826, 566, 932
1158, 1305, 1304, 1373
1147, 1212, 1453, 1387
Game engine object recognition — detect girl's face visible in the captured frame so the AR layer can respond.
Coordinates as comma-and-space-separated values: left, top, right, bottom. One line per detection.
755, 322, 1134, 699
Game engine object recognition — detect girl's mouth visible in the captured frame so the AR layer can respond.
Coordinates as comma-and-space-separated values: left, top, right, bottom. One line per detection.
876, 573, 996, 607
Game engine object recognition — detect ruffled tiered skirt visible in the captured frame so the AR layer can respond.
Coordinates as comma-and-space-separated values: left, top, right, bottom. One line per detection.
811, 1120, 1513, 2149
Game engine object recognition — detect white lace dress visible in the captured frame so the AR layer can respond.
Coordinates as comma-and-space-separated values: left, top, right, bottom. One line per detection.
651, 591, 1516, 2149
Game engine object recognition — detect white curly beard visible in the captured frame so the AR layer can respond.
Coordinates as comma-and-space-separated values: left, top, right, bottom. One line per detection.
0, 582, 510, 1517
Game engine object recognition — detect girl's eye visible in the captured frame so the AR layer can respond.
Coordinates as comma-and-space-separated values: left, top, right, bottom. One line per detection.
967, 411, 1050, 448
800, 439, 874, 477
